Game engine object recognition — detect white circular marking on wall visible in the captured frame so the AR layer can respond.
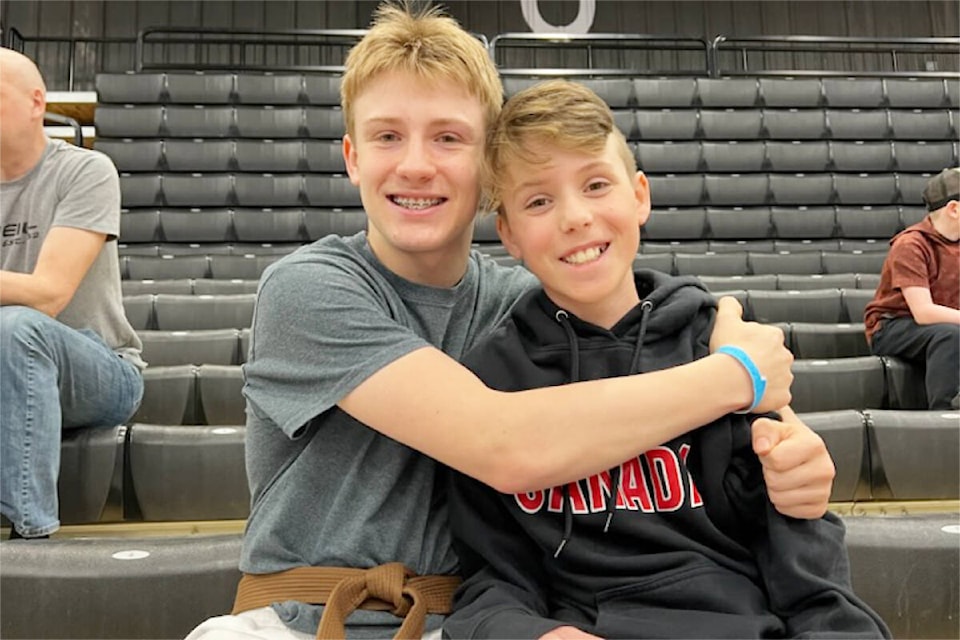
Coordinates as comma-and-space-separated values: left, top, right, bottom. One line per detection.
941, 525, 960, 535
520, 0, 596, 34
111, 549, 151, 560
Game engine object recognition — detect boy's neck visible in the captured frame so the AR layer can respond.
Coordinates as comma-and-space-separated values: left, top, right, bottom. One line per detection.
549, 284, 642, 330
368, 237, 473, 288
929, 210, 959, 242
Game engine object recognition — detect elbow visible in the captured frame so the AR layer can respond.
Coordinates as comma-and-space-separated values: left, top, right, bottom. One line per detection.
478, 444, 555, 495
38, 293, 72, 318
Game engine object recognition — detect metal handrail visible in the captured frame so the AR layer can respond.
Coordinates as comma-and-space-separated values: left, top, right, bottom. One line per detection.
7, 27, 138, 91
44, 112, 83, 146
710, 35, 960, 77
490, 32, 712, 76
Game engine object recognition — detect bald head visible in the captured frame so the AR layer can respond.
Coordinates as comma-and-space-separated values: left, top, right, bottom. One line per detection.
0, 48, 49, 178
0, 48, 46, 96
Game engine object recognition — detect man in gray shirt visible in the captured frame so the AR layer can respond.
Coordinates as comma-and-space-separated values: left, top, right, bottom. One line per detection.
0, 48, 144, 539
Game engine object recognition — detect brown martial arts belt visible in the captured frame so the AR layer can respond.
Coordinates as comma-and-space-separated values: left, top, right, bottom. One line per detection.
232, 563, 462, 640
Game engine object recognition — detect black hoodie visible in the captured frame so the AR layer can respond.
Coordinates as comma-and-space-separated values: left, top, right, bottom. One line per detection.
445, 269, 890, 640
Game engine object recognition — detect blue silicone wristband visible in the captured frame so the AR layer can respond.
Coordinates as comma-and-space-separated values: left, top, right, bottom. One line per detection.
716, 345, 767, 414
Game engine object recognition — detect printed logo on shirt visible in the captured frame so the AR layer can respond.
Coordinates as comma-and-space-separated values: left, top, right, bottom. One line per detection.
2, 221, 40, 247
515, 444, 704, 515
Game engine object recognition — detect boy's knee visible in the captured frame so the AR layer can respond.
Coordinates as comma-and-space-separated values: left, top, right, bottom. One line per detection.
0, 306, 52, 351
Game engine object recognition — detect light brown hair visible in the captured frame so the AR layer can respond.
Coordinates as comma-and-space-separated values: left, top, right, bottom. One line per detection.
340, 1, 502, 137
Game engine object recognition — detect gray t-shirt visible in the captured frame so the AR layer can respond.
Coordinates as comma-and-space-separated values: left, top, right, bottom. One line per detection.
241, 231, 534, 637
0, 138, 142, 362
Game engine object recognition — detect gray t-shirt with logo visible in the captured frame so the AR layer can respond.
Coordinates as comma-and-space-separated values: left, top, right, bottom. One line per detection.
0, 138, 142, 362
241, 231, 534, 637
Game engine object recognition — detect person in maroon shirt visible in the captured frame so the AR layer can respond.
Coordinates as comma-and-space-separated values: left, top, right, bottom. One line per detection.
864, 167, 960, 410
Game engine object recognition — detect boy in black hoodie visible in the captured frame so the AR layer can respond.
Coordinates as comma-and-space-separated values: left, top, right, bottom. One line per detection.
444, 80, 890, 640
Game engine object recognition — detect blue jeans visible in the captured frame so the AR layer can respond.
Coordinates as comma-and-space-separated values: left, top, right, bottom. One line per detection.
0, 306, 143, 537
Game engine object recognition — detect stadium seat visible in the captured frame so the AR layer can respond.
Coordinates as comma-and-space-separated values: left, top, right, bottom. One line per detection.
695, 77, 759, 107
236, 74, 303, 104
580, 78, 634, 108
208, 254, 281, 280
304, 140, 347, 172
699, 109, 763, 140
233, 208, 304, 242
58, 425, 126, 525
790, 322, 870, 359
234, 174, 303, 207
196, 365, 246, 425
857, 273, 881, 290
840, 287, 875, 323
893, 140, 956, 172
164, 139, 235, 172
768, 173, 834, 206
648, 175, 705, 207
821, 78, 885, 108
708, 239, 775, 253
844, 514, 960, 640
703, 174, 769, 207
790, 356, 885, 413
827, 109, 890, 140
883, 78, 948, 109
747, 288, 843, 323
946, 78, 960, 108
758, 78, 823, 108
132, 364, 197, 425
234, 106, 302, 138
154, 293, 255, 331
633, 77, 697, 108
642, 208, 707, 240
770, 206, 836, 238
158, 208, 234, 243
303, 106, 346, 138
303, 175, 362, 208
119, 209, 162, 243
830, 141, 894, 172
635, 141, 701, 173
777, 273, 857, 290
698, 274, 777, 292
165, 72, 234, 104
234, 140, 302, 172
631, 253, 674, 273
612, 110, 637, 139
122, 279, 194, 296
128, 424, 249, 521
705, 207, 772, 239
864, 409, 960, 500
762, 109, 828, 139
95, 105, 165, 138
835, 206, 901, 239
162, 174, 234, 207
634, 109, 699, 140
839, 238, 887, 252
700, 141, 765, 173
138, 329, 240, 367
119, 174, 162, 208
898, 173, 934, 206
126, 254, 210, 281
880, 356, 928, 410
121, 294, 155, 330
764, 141, 830, 172
889, 109, 954, 140
772, 238, 838, 252
674, 251, 748, 276
749, 250, 824, 275
193, 279, 260, 295
0, 534, 243, 640
96, 72, 166, 103
833, 173, 899, 206
821, 251, 888, 275
95, 139, 164, 172
303, 74, 342, 105
164, 105, 234, 138
794, 410, 867, 501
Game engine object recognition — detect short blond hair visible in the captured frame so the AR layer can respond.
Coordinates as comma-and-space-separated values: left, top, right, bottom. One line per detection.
340, 1, 502, 137
484, 79, 636, 214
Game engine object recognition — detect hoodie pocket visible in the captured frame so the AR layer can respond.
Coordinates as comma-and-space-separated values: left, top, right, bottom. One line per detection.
593, 561, 784, 639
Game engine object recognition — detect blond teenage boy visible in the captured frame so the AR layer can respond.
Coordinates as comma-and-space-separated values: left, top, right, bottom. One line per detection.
445, 79, 889, 640
186, 3, 835, 639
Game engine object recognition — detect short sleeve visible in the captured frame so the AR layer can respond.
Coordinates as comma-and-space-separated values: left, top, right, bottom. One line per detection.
51, 149, 121, 239
242, 254, 431, 438
887, 235, 933, 292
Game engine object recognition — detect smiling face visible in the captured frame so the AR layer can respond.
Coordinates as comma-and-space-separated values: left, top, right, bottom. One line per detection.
343, 70, 486, 286
497, 135, 651, 329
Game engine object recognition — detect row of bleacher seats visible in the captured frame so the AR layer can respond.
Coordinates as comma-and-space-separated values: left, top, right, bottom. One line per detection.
96, 138, 957, 174
115, 205, 922, 245
134, 365, 244, 426
114, 171, 938, 210
46, 408, 959, 530
94, 104, 958, 141
95, 73, 960, 110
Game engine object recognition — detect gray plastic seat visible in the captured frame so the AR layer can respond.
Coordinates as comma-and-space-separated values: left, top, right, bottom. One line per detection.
635, 141, 701, 173
95, 140, 163, 172
128, 424, 248, 520
700, 141, 765, 173
777, 273, 857, 290
747, 288, 842, 323
790, 356, 885, 413
883, 78, 948, 108
830, 141, 894, 172
580, 78, 634, 108
0, 534, 243, 639
703, 174, 769, 207
303, 74, 342, 105
164, 73, 234, 104
58, 425, 126, 525
833, 173, 898, 206
770, 206, 836, 238
234, 174, 303, 208
880, 356, 928, 410
634, 109, 699, 140
822, 251, 887, 276
193, 279, 260, 295
642, 208, 707, 241
122, 279, 194, 296
840, 287, 877, 324
233, 208, 304, 242
822, 78, 885, 108
125, 254, 210, 281
119, 174, 162, 208
138, 329, 240, 367
790, 322, 870, 359
303, 106, 345, 138
764, 141, 830, 172
864, 409, 960, 500
154, 293, 255, 331
119, 209, 161, 243
208, 255, 281, 280
708, 239, 774, 253
794, 410, 867, 501
893, 141, 956, 172
235, 106, 303, 138
197, 364, 246, 425
162, 174, 234, 208
835, 206, 901, 239
95, 105, 164, 138
164, 105, 234, 138
121, 294, 155, 330
699, 109, 763, 140
699, 274, 777, 292
695, 78, 759, 108
631, 253, 674, 273
647, 175, 705, 207
768, 174, 834, 206
303, 208, 368, 240
234, 140, 302, 172
758, 78, 823, 108
827, 109, 890, 140
303, 175, 362, 208
762, 109, 827, 140
164, 139, 235, 172
898, 173, 935, 206
633, 77, 697, 108
889, 109, 954, 140
304, 140, 347, 172
95, 72, 166, 103
705, 207, 772, 239
674, 251, 748, 276
236, 74, 303, 104
132, 364, 197, 425
159, 208, 234, 243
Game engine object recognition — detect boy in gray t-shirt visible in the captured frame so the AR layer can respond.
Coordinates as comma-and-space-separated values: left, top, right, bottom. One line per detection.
0, 49, 144, 539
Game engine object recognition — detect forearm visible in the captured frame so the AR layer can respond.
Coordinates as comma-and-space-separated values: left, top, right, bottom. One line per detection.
0, 270, 67, 316
912, 304, 960, 325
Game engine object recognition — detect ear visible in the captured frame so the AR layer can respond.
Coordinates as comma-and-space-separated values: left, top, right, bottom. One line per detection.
496, 214, 523, 261
633, 170, 652, 228
29, 87, 46, 121
343, 134, 360, 186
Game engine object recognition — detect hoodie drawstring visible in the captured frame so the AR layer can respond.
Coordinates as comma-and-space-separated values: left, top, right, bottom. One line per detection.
553, 302, 654, 555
